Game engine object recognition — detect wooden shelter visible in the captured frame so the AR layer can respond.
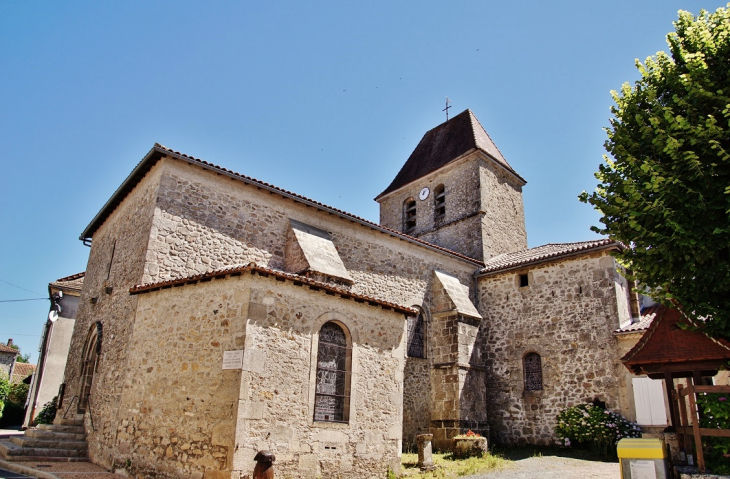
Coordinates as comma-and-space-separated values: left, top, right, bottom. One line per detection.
621, 305, 730, 471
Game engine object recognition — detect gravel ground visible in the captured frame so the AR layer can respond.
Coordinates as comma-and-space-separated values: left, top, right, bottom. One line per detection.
464, 455, 620, 479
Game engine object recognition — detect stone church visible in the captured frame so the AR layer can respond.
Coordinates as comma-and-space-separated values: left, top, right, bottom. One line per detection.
58, 109, 637, 478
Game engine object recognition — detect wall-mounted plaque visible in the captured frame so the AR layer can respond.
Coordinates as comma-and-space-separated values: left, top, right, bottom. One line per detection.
222, 350, 244, 370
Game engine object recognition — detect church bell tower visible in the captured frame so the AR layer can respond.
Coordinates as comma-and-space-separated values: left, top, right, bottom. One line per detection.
375, 109, 528, 262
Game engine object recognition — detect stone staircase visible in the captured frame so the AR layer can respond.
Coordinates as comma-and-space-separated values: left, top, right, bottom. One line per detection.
0, 418, 88, 462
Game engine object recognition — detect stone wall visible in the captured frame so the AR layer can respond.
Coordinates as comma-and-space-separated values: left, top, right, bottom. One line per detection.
126, 271, 407, 479
0, 352, 15, 378
146, 158, 477, 307
477, 251, 629, 445
61, 162, 163, 466
377, 152, 527, 262
478, 159, 527, 260
402, 357, 430, 449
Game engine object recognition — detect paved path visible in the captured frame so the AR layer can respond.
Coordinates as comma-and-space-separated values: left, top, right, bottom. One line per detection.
466, 455, 619, 479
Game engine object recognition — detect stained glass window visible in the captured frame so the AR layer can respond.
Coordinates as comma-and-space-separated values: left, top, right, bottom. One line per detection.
314, 322, 350, 422
523, 352, 543, 391
407, 311, 425, 358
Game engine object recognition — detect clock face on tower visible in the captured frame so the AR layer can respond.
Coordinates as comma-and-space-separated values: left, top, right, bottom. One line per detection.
419, 187, 430, 201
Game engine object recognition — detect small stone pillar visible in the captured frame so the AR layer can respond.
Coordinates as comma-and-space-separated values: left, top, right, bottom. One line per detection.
253, 450, 275, 479
416, 434, 435, 471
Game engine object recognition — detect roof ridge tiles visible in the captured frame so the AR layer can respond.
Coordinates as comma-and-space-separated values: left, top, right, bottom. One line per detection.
54, 272, 85, 283
130, 262, 417, 315
80, 143, 483, 266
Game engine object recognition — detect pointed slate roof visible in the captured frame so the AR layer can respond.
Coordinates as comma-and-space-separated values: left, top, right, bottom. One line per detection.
376, 109, 524, 200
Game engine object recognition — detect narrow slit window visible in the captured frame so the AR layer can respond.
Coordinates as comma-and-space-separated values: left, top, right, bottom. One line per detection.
403, 199, 417, 233
519, 274, 529, 287
434, 185, 445, 218
407, 310, 426, 358
523, 352, 543, 391
314, 322, 351, 422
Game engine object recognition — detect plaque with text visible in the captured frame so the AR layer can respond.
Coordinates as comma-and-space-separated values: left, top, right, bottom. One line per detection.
222, 350, 244, 370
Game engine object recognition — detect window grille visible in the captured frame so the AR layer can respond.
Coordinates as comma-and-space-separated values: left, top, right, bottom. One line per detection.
407, 312, 426, 358
404, 199, 417, 233
314, 322, 350, 422
523, 352, 543, 391
434, 185, 445, 218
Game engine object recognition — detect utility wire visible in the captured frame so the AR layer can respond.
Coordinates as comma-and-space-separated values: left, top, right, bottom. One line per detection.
0, 298, 48, 303
0, 279, 43, 296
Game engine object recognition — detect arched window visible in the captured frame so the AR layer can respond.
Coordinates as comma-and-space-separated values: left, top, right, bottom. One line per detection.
403, 198, 417, 233
523, 352, 543, 391
407, 309, 426, 358
434, 184, 445, 219
314, 322, 351, 422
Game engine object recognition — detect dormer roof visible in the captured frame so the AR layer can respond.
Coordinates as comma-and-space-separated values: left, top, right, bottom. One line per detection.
376, 109, 525, 200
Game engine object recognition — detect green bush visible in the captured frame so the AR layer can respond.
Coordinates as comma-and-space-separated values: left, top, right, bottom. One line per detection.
33, 396, 58, 426
697, 393, 730, 475
0, 379, 30, 426
555, 404, 641, 456
8, 382, 28, 405
0, 374, 10, 421
0, 401, 25, 427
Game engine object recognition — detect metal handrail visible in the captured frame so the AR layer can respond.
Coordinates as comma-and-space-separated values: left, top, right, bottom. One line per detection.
87, 395, 96, 431
63, 396, 78, 419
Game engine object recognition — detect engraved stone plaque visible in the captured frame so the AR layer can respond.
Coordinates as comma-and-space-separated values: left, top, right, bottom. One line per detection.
222, 350, 244, 370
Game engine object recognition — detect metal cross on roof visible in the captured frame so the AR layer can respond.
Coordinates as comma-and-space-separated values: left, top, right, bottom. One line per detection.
443, 97, 452, 121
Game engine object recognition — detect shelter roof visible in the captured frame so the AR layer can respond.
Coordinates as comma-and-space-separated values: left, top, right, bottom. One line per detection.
80, 144, 482, 267
376, 109, 524, 200
622, 305, 730, 376
478, 239, 619, 275
49, 272, 85, 292
130, 263, 417, 316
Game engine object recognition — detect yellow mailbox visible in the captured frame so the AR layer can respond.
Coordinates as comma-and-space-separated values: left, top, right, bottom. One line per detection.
617, 438, 669, 479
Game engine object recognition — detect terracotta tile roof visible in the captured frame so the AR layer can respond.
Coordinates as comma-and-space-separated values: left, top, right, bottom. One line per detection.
80, 144, 483, 267
622, 305, 730, 375
377, 109, 524, 199
11, 363, 36, 382
130, 263, 418, 315
478, 239, 619, 275
0, 344, 19, 355
615, 305, 660, 334
49, 272, 85, 292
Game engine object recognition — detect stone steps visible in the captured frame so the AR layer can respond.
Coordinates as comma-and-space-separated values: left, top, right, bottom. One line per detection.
25, 429, 86, 442
38, 423, 85, 434
0, 419, 88, 462
10, 436, 88, 450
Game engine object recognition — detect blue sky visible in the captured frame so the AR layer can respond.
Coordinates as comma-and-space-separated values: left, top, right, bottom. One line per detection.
1, 1, 727, 362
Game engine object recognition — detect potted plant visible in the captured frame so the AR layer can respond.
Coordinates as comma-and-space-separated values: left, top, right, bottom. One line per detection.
452, 430, 488, 458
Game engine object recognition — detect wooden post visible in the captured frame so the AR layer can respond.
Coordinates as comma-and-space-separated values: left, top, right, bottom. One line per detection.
686, 381, 705, 472
675, 386, 686, 454
664, 371, 679, 431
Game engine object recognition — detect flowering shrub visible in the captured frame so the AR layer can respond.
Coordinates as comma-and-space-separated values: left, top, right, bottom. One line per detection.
454, 430, 481, 439
555, 404, 641, 455
697, 393, 730, 475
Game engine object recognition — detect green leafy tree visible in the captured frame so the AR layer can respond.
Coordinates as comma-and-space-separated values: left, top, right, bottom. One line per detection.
580, 6, 730, 339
